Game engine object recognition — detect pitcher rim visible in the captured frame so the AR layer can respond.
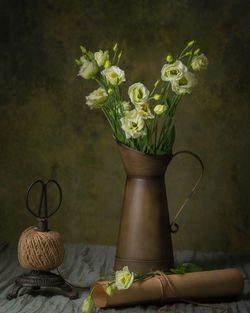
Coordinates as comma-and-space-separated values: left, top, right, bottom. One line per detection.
115, 138, 172, 160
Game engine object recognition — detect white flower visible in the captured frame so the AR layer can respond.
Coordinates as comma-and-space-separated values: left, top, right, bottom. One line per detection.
82, 295, 95, 313
94, 50, 109, 67
115, 266, 134, 290
171, 71, 198, 95
78, 61, 98, 79
161, 60, 187, 82
120, 110, 146, 139
135, 103, 154, 119
118, 101, 132, 115
154, 104, 166, 115
191, 53, 208, 71
128, 83, 149, 105
86, 87, 108, 109
101, 66, 125, 85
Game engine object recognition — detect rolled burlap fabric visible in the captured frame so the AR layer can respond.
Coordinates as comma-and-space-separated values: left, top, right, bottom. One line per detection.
91, 268, 244, 308
18, 226, 65, 271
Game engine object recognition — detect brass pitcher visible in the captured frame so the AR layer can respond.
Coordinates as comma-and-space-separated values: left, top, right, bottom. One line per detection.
114, 141, 204, 273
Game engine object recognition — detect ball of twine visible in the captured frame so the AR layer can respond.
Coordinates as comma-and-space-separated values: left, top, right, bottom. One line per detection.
18, 226, 65, 271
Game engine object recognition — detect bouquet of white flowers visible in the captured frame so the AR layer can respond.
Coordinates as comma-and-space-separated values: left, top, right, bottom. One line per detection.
76, 41, 208, 155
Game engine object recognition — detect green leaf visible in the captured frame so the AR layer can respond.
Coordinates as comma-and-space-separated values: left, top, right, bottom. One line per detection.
183, 263, 203, 273
169, 263, 203, 275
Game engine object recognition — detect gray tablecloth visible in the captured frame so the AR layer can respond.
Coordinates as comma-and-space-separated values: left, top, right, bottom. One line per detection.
0, 243, 249, 313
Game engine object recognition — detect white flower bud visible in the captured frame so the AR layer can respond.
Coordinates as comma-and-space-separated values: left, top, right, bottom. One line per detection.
94, 50, 109, 67
78, 61, 98, 79
82, 295, 94, 313
154, 104, 166, 115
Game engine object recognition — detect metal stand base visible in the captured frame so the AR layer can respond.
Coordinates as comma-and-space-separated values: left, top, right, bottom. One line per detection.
7, 270, 78, 300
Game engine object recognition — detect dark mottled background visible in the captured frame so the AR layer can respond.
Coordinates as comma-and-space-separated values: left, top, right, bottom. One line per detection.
0, 0, 249, 252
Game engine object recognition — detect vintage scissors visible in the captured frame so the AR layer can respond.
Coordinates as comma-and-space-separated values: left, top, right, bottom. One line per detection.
26, 179, 62, 221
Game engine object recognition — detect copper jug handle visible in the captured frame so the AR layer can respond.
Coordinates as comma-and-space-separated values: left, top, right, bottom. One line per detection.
169, 150, 204, 233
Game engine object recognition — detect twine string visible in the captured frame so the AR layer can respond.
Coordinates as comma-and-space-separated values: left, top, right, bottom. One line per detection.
154, 270, 176, 303
180, 299, 228, 313
155, 271, 228, 313
18, 226, 64, 271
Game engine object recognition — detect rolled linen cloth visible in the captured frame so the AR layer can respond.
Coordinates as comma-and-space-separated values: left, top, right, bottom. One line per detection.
91, 268, 244, 308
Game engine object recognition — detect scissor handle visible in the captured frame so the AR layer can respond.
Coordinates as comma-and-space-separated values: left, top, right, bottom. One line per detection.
26, 179, 62, 219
